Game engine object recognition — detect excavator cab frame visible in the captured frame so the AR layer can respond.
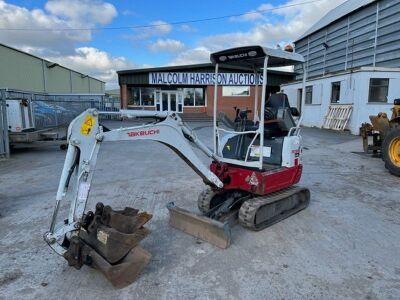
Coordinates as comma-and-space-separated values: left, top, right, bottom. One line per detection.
210, 46, 307, 170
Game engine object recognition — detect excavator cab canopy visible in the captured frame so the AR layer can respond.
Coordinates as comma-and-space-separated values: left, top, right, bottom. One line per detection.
210, 45, 305, 69
209, 45, 307, 170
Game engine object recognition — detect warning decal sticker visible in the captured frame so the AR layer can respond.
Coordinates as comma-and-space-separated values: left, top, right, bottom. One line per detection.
80, 115, 95, 135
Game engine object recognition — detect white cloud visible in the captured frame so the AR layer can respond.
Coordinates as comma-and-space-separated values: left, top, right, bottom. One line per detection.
121, 9, 136, 16
148, 39, 185, 53
230, 4, 273, 22
47, 47, 135, 88
179, 24, 196, 32
230, 10, 265, 22
201, 0, 346, 51
135, 20, 172, 39
0, 0, 117, 55
168, 47, 210, 66
0, 0, 130, 87
45, 0, 117, 26
167, 0, 346, 65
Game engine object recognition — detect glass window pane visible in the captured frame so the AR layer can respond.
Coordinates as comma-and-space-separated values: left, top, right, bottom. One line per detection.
368, 78, 389, 102
305, 86, 313, 104
128, 87, 140, 106
222, 86, 250, 96
194, 88, 205, 106
183, 88, 194, 106
141, 88, 155, 106
331, 82, 341, 103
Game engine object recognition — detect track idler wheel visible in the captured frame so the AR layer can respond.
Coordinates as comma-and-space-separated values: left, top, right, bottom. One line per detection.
63, 202, 152, 288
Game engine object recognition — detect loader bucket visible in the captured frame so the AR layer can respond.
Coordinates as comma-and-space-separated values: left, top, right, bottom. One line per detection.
167, 202, 232, 249
63, 203, 152, 288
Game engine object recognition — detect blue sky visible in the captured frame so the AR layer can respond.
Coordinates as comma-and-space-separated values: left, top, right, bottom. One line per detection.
0, 0, 345, 88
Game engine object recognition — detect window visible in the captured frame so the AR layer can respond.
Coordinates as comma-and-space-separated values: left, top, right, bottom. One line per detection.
183, 88, 194, 106
331, 82, 341, 103
129, 87, 140, 106
368, 78, 389, 103
194, 88, 205, 106
182, 88, 205, 106
141, 88, 155, 106
222, 86, 250, 97
297, 89, 303, 113
128, 87, 155, 106
305, 86, 313, 104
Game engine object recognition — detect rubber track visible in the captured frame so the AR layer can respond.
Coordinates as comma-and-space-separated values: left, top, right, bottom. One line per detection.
197, 188, 218, 214
238, 186, 310, 231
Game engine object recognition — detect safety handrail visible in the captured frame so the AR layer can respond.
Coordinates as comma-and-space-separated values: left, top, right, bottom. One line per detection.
216, 126, 259, 135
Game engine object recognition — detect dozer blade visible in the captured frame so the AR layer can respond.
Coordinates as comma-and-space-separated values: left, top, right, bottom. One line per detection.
63, 203, 152, 288
167, 202, 232, 249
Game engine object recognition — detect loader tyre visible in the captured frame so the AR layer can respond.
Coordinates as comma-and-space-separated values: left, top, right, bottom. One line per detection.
382, 127, 400, 176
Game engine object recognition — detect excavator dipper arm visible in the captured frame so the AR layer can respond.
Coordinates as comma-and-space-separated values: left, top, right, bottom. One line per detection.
43, 109, 224, 287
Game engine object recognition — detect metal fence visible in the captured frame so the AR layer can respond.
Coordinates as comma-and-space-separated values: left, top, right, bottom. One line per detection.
0, 89, 120, 157
1, 89, 120, 130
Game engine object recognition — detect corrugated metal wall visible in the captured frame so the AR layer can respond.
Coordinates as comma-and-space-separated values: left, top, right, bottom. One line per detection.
295, 0, 400, 79
0, 44, 105, 94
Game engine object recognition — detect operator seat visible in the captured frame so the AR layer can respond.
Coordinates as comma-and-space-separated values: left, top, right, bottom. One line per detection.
266, 93, 291, 118
264, 93, 296, 138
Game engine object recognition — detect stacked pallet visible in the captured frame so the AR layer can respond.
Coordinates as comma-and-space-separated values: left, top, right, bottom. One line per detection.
322, 104, 353, 131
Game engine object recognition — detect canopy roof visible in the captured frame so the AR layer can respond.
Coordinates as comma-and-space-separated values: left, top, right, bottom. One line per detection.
210, 46, 305, 69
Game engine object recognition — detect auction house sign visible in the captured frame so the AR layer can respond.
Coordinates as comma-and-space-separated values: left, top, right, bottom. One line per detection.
149, 72, 263, 86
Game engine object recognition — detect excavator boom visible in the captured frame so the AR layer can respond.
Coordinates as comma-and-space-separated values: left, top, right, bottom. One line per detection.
44, 108, 225, 287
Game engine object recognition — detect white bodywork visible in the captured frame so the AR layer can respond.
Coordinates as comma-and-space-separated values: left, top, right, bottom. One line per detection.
282, 136, 302, 167
6, 99, 35, 132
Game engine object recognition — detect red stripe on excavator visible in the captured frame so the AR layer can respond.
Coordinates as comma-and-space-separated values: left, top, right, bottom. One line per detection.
210, 162, 303, 196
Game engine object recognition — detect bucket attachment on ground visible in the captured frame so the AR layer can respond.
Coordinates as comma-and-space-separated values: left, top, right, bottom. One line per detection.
167, 202, 232, 249
63, 203, 152, 288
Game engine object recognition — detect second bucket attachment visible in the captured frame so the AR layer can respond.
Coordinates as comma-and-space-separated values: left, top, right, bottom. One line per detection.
63, 203, 152, 288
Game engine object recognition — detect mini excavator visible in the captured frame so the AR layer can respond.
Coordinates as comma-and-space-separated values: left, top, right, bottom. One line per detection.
44, 46, 310, 288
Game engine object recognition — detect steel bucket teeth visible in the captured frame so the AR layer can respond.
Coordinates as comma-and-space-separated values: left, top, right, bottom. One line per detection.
167, 202, 232, 249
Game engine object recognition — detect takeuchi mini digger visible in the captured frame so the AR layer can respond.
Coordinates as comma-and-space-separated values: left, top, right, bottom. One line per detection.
44, 46, 310, 288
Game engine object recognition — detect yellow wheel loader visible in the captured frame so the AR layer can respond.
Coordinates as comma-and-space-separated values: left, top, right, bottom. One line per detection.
360, 99, 400, 176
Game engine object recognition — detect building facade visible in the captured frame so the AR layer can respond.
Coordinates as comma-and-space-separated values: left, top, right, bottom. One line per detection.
118, 64, 294, 120
0, 43, 106, 157
284, 0, 400, 133
0, 43, 105, 94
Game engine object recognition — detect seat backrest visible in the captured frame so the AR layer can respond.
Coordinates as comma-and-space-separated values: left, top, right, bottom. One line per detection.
266, 93, 290, 116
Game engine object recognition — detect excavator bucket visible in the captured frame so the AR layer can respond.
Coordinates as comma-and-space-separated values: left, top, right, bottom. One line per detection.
63, 203, 152, 288
167, 202, 232, 249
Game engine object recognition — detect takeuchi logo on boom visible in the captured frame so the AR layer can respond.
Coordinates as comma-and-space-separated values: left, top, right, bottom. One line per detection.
127, 129, 160, 137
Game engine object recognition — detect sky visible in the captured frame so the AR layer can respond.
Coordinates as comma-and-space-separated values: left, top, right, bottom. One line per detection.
0, 0, 346, 89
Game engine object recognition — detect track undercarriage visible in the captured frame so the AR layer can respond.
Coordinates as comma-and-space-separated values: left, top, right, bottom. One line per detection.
167, 163, 310, 249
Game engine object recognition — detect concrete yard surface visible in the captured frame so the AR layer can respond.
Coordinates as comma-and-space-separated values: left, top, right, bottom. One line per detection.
0, 122, 399, 300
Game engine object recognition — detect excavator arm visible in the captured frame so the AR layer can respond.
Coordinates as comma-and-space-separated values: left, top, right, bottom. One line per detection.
44, 108, 223, 287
